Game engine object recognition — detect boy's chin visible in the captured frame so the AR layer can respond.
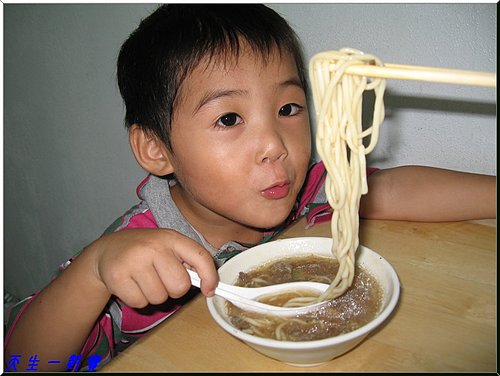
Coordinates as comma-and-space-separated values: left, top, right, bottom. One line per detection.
255, 213, 292, 231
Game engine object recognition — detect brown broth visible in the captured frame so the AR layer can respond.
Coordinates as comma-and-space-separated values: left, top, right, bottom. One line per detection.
227, 255, 383, 341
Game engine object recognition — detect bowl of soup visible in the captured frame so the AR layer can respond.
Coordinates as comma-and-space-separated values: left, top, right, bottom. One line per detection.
206, 237, 400, 366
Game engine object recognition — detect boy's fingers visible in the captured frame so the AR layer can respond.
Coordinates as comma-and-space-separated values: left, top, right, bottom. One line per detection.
112, 278, 149, 308
134, 269, 169, 304
155, 231, 219, 296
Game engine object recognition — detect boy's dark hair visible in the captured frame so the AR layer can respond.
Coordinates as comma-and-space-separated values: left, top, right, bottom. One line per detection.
117, 4, 307, 150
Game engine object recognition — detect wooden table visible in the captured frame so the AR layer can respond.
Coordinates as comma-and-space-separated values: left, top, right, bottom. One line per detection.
100, 218, 496, 372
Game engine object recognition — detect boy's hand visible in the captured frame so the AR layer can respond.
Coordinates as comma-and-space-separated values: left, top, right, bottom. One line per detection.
89, 228, 218, 308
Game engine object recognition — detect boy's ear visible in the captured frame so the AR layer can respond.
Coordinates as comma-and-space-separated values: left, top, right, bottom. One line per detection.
129, 124, 174, 176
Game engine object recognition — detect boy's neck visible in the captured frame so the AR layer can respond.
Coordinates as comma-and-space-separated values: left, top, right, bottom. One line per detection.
170, 184, 264, 249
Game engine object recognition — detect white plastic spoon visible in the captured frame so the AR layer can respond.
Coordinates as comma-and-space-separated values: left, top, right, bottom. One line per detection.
187, 269, 330, 316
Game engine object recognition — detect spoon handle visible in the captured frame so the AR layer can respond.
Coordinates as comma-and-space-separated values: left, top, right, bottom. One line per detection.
187, 268, 202, 288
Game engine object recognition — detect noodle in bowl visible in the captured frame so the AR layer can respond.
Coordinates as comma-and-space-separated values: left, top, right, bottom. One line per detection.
206, 237, 400, 366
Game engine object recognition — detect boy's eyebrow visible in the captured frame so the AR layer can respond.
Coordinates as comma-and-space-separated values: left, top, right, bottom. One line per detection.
194, 89, 248, 114
280, 77, 304, 91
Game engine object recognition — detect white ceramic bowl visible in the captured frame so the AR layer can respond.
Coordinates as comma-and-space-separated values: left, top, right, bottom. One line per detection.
206, 237, 400, 366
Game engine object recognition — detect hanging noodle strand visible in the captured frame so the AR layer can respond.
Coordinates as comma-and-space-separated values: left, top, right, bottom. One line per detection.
285, 48, 387, 306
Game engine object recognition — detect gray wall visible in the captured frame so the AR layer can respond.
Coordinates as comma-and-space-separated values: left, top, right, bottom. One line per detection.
4, 4, 497, 299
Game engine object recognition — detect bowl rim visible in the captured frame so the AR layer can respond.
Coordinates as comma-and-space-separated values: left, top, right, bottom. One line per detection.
206, 236, 400, 349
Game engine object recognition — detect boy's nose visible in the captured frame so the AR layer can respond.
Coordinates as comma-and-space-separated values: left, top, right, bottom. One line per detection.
256, 124, 288, 164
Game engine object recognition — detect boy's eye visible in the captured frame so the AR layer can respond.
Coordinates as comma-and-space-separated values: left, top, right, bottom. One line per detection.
216, 113, 243, 128
279, 103, 302, 116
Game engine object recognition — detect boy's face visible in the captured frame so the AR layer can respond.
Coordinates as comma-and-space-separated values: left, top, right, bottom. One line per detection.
167, 45, 311, 240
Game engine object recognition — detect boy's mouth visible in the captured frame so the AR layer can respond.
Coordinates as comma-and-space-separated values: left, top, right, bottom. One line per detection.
261, 182, 290, 200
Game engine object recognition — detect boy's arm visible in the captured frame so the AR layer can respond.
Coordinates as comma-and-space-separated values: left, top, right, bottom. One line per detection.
4, 228, 218, 372
360, 165, 496, 221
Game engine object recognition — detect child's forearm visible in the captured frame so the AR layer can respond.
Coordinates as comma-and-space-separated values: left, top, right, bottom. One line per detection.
360, 166, 496, 221
5, 244, 111, 372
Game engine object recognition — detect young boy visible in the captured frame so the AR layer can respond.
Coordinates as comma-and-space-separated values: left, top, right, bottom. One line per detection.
4, 4, 495, 372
